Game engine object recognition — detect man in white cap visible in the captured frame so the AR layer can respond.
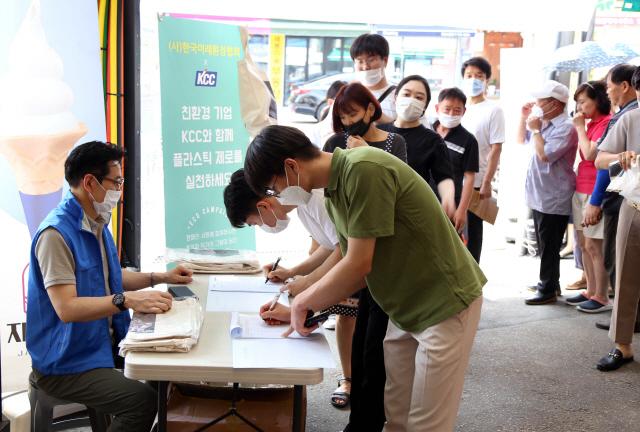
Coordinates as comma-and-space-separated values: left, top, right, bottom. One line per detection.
516, 80, 579, 305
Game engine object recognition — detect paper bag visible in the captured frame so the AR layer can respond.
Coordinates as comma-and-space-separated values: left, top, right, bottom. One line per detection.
467, 190, 499, 225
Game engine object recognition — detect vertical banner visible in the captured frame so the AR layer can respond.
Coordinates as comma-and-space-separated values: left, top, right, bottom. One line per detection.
270, 34, 285, 106
0, 0, 106, 391
158, 17, 255, 251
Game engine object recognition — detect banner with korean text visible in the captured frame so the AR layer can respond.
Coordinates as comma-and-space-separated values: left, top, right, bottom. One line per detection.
158, 17, 255, 251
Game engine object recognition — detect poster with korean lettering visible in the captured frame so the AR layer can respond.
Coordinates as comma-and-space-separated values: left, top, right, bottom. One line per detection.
158, 17, 255, 251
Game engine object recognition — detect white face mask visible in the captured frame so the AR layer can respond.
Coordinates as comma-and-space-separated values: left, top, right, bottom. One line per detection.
531, 101, 555, 119
276, 165, 313, 206
461, 78, 485, 97
356, 67, 384, 87
257, 206, 290, 234
89, 177, 121, 213
396, 97, 426, 122
438, 112, 463, 128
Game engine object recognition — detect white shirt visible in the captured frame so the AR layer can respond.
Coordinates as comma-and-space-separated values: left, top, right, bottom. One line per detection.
369, 84, 397, 120
460, 99, 506, 188
308, 106, 334, 149
297, 189, 339, 250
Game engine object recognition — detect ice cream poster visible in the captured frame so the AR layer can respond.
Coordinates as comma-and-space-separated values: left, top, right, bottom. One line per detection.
158, 17, 256, 251
0, 0, 106, 391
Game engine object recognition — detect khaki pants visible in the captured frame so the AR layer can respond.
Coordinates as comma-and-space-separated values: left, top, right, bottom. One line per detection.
383, 295, 482, 432
609, 201, 640, 344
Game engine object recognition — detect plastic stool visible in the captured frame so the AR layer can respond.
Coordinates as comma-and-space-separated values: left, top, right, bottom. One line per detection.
28, 372, 109, 432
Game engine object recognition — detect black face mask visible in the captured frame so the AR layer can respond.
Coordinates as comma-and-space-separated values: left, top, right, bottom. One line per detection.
344, 115, 371, 137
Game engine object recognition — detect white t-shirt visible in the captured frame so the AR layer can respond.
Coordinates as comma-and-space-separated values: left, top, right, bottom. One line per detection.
308, 106, 334, 149
297, 189, 339, 250
369, 84, 397, 120
461, 99, 506, 188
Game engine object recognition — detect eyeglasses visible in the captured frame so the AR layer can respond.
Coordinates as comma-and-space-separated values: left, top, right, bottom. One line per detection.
354, 56, 383, 68
95, 175, 125, 191
266, 176, 280, 198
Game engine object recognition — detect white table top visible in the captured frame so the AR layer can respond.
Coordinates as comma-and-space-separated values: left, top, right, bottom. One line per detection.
123, 274, 324, 385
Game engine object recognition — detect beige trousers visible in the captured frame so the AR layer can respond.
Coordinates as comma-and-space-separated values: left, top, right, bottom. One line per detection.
383, 295, 483, 432
609, 201, 640, 344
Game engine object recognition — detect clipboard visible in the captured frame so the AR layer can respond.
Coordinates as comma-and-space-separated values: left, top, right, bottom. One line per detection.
467, 190, 499, 225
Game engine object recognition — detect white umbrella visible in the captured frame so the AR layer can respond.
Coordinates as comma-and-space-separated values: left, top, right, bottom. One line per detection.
543, 41, 640, 72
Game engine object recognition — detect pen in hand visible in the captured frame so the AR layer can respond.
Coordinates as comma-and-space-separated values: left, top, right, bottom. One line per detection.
265, 256, 282, 284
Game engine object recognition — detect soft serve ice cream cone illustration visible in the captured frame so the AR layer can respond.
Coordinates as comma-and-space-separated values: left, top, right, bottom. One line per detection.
0, 0, 88, 238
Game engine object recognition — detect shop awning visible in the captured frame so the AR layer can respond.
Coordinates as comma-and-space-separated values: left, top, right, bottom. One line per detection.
269, 19, 370, 37
376, 25, 477, 38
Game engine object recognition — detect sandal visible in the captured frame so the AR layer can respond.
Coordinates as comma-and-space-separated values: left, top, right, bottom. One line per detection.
331, 377, 351, 408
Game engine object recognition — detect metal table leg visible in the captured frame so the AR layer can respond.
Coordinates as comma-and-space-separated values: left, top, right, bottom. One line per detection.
157, 381, 169, 432
292, 385, 304, 432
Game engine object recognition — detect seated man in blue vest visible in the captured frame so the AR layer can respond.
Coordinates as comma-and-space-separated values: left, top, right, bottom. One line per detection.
26, 141, 193, 432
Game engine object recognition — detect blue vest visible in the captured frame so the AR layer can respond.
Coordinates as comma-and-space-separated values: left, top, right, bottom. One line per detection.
26, 190, 131, 375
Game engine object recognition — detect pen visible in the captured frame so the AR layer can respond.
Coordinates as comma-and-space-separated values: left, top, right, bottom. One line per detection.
265, 256, 282, 284
267, 292, 281, 312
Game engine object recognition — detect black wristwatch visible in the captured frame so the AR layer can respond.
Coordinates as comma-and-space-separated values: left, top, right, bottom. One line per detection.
112, 293, 127, 312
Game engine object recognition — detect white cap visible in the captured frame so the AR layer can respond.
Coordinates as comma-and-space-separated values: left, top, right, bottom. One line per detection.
530, 80, 569, 103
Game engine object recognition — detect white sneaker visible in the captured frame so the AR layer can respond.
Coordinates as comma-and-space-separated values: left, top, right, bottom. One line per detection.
323, 315, 337, 330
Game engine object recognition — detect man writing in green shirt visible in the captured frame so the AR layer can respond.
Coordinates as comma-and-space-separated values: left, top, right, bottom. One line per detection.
244, 125, 486, 432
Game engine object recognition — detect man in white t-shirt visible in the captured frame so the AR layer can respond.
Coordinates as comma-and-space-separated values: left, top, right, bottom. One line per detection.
224, 169, 382, 422
351, 33, 397, 122
460, 56, 506, 263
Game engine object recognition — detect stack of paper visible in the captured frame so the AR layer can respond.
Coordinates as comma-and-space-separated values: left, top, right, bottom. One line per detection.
164, 248, 262, 274
230, 313, 335, 369
119, 297, 204, 357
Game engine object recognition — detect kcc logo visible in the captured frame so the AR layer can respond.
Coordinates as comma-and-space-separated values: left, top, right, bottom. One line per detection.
195, 70, 217, 87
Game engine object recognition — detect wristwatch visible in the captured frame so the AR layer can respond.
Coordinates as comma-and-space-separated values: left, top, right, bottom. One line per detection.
112, 293, 127, 311
532, 129, 541, 135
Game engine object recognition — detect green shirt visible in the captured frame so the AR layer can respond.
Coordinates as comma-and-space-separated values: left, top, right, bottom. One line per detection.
324, 147, 486, 332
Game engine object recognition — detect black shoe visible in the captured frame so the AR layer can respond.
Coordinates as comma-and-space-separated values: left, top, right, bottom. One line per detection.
525, 290, 558, 305
596, 319, 640, 333
527, 284, 561, 296
597, 349, 634, 371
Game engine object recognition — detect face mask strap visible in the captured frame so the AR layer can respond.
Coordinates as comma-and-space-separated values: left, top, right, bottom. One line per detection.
257, 206, 268, 227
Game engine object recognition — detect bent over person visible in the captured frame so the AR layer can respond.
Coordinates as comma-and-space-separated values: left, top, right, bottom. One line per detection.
243, 125, 486, 432
26, 141, 193, 432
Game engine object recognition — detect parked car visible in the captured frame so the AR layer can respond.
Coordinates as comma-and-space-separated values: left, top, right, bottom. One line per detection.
287, 73, 357, 120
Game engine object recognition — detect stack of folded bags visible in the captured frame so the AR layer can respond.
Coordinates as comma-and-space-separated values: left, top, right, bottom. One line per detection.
119, 297, 204, 357
164, 248, 262, 273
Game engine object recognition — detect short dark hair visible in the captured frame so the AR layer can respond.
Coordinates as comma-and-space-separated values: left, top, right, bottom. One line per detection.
574, 80, 611, 115
332, 82, 382, 134
320, 80, 348, 121
438, 87, 467, 106
350, 33, 389, 60
64, 141, 126, 188
632, 66, 640, 91
244, 125, 321, 195
223, 169, 261, 229
395, 75, 432, 109
327, 80, 347, 101
461, 56, 492, 80
609, 63, 636, 86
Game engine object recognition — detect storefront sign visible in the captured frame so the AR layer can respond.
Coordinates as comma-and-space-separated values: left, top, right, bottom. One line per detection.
270, 34, 285, 105
158, 17, 255, 251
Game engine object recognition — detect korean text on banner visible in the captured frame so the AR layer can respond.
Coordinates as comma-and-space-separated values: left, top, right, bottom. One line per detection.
269, 35, 285, 106
158, 17, 256, 251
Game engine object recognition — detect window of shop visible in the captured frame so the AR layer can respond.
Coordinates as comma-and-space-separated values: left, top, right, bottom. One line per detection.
284, 36, 356, 103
